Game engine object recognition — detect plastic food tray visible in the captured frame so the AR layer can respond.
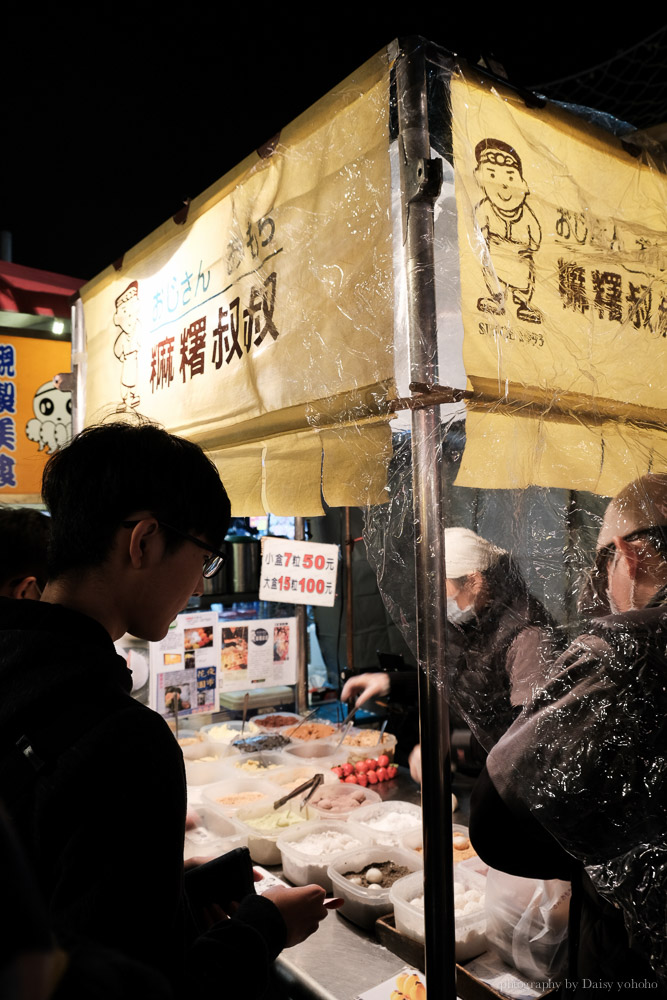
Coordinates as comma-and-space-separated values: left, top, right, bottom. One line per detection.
307, 782, 381, 820
202, 777, 279, 815
251, 711, 303, 731
327, 845, 423, 930
234, 802, 315, 865
277, 820, 374, 891
389, 863, 487, 961
199, 719, 257, 744
338, 727, 398, 764
183, 740, 234, 786
352, 800, 422, 846
280, 741, 348, 771
220, 750, 289, 780
184, 805, 247, 861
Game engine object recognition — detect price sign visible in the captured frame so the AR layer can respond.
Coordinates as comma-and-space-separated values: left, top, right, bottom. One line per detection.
259, 538, 339, 607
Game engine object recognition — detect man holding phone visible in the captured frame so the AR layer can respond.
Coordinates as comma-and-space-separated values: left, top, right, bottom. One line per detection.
0, 421, 339, 999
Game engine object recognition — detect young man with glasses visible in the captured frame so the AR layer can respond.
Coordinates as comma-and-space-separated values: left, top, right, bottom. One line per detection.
471, 474, 667, 995
0, 421, 335, 999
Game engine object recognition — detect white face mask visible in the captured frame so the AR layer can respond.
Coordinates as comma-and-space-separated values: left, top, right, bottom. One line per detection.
446, 595, 475, 624
606, 549, 636, 615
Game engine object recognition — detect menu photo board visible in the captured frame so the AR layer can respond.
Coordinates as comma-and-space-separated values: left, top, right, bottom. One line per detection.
149, 610, 220, 718
219, 617, 297, 692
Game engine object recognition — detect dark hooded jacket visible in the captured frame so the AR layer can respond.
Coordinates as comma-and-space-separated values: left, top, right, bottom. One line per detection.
471, 585, 667, 995
390, 566, 558, 752
0, 598, 286, 999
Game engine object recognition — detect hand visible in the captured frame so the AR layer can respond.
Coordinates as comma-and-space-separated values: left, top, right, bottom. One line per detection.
340, 672, 390, 708
408, 744, 422, 785
263, 883, 339, 947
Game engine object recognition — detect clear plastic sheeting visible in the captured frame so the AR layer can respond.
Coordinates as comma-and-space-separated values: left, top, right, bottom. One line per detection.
354, 40, 667, 988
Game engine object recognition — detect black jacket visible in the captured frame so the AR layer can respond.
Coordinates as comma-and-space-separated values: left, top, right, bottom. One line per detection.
0, 598, 286, 998
389, 584, 558, 752
473, 587, 667, 994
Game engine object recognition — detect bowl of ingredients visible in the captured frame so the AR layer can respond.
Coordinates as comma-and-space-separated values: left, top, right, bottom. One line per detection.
202, 778, 278, 815
252, 712, 303, 731
221, 751, 289, 779
328, 846, 422, 929
282, 721, 337, 742
235, 802, 314, 865
352, 801, 422, 846
183, 805, 247, 861
277, 821, 374, 891
183, 740, 234, 785
338, 727, 397, 764
389, 865, 487, 961
200, 720, 258, 744
307, 783, 381, 820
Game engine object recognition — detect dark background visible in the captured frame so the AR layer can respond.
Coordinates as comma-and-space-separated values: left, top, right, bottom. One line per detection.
4, 8, 666, 282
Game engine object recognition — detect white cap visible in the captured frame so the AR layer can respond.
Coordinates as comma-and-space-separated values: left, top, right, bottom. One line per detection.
444, 527, 507, 579
597, 474, 667, 550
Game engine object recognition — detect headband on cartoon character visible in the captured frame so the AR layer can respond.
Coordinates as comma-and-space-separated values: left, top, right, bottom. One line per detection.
475, 138, 522, 174
115, 281, 139, 310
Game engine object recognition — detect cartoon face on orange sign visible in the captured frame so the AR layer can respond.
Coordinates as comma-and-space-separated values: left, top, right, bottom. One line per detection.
25, 380, 72, 455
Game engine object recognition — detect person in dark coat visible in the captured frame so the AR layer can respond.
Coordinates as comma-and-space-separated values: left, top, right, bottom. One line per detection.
0, 421, 336, 1000
342, 527, 558, 778
471, 474, 667, 996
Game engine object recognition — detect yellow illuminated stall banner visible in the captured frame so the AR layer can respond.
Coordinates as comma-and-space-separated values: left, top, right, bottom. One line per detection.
80, 48, 395, 515
450, 70, 667, 494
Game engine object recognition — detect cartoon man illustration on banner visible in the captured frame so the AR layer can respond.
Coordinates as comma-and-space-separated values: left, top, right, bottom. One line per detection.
26, 380, 72, 454
474, 138, 542, 325
113, 280, 141, 409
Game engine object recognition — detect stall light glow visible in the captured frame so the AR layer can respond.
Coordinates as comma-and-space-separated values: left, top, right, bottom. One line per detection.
52, 320, 65, 335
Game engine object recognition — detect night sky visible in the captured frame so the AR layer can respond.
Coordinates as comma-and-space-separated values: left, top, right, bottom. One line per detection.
4, 8, 666, 282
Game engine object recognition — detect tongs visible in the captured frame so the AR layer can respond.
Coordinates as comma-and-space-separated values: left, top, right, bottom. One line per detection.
273, 773, 324, 811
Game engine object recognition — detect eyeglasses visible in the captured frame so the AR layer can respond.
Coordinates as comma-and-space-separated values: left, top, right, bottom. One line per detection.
121, 520, 227, 578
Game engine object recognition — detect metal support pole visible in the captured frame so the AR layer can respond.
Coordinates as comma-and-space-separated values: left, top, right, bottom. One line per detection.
294, 516, 309, 714
396, 39, 457, 997
344, 507, 355, 676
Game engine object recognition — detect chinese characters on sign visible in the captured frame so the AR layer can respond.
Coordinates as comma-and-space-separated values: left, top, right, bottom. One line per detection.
0, 345, 16, 488
148, 214, 282, 395
259, 538, 339, 608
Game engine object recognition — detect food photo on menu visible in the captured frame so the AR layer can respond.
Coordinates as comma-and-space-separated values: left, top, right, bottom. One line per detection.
221, 625, 249, 674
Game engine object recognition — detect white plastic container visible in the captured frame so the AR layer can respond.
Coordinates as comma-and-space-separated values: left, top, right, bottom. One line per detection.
183, 740, 233, 786
184, 805, 247, 861
278, 820, 374, 891
337, 727, 398, 764
327, 846, 423, 929
399, 823, 473, 862
202, 778, 279, 815
307, 782, 381, 820
173, 728, 204, 748
281, 741, 348, 770
199, 719, 259, 744
235, 802, 314, 865
352, 801, 422, 846
389, 865, 487, 961
251, 711, 303, 731
270, 764, 337, 797
221, 751, 289, 780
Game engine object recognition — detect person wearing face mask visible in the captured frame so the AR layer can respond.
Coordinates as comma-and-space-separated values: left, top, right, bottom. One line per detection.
341, 527, 558, 780
470, 475, 667, 995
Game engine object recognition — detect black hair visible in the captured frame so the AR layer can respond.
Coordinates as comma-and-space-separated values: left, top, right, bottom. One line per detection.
0, 507, 51, 590
42, 421, 231, 578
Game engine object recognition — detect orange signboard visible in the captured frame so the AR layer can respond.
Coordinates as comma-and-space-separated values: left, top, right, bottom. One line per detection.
0, 335, 72, 499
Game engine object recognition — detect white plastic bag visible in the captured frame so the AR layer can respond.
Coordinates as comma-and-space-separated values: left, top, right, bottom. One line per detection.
484, 869, 571, 980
